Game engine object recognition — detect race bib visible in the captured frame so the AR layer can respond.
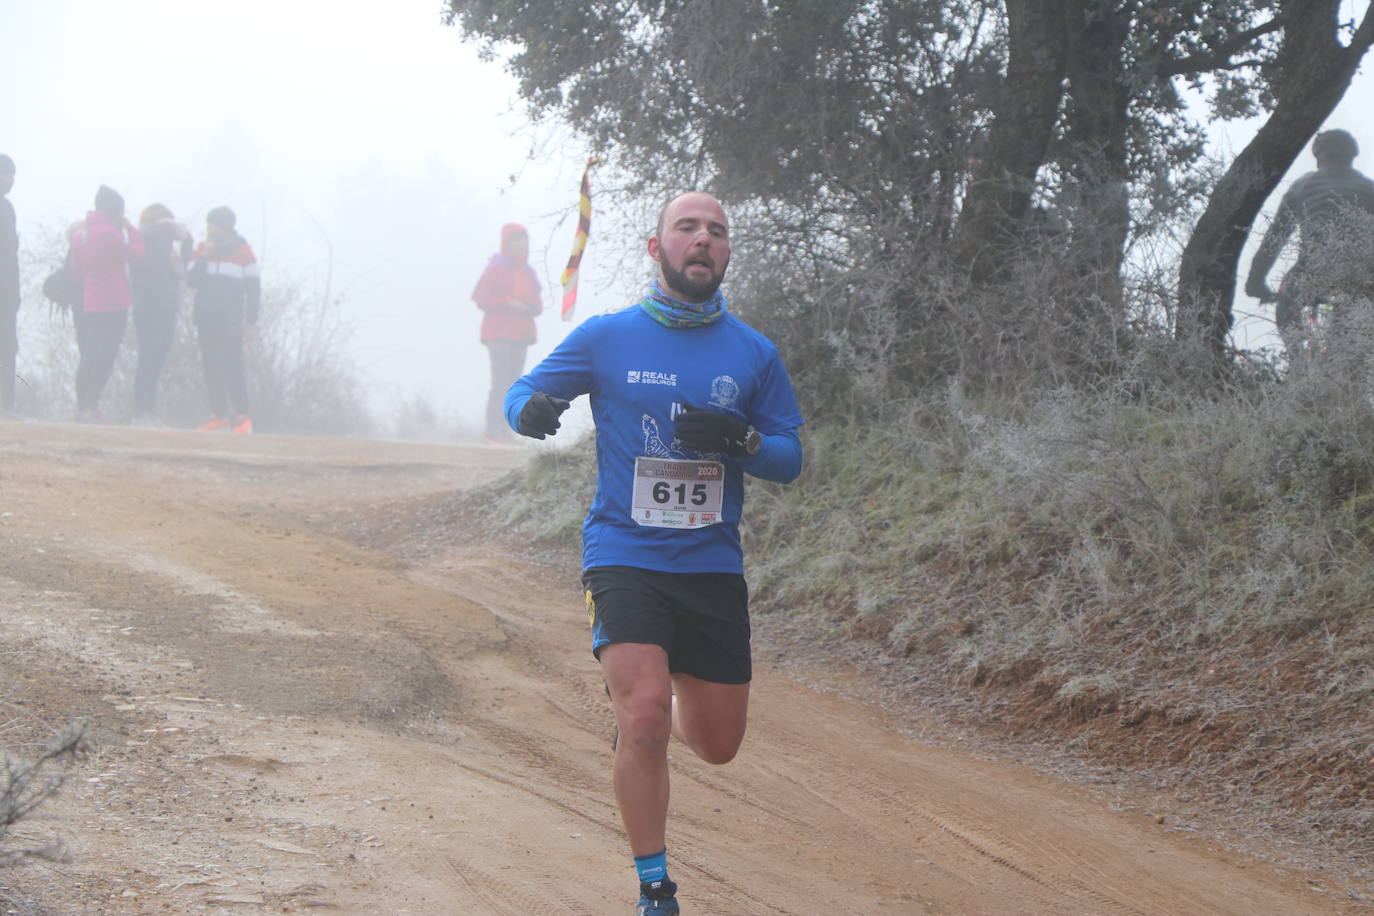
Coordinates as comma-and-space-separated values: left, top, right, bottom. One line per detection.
630, 457, 725, 528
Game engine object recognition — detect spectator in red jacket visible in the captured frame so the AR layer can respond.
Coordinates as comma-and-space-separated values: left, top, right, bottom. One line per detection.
472, 223, 541, 443
70, 185, 143, 422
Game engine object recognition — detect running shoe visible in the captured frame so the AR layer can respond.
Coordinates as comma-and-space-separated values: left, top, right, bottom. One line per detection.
231, 414, 253, 434
636, 879, 679, 915
197, 415, 229, 432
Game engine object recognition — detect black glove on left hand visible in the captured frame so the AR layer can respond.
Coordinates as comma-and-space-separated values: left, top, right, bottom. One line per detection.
517, 392, 571, 439
675, 404, 751, 456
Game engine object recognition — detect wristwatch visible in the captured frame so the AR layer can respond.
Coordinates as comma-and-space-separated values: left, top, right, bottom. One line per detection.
743, 426, 762, 457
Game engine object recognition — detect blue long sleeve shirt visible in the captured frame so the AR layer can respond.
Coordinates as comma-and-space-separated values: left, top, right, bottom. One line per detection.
506, 304, 804, 574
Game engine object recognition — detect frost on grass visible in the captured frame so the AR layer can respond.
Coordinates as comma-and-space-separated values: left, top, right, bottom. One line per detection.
1, 717, 88, 869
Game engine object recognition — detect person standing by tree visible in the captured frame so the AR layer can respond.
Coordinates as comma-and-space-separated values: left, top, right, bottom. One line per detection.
506, 192, 804, 915
188, 206, 258, 433
70, 185, 143, 423
0, 155, 19, 417
130, 203, 192, 426
472, 222, 541, 443
1245, 129, 1374, 354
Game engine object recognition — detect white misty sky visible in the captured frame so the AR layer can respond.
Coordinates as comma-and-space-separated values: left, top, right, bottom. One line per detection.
4, 1, 1372, 424
2, 0, 641, 433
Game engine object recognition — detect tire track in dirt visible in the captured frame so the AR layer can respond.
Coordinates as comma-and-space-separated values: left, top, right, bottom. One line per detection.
748, 725, 1131, 913
447, 856, 603, 916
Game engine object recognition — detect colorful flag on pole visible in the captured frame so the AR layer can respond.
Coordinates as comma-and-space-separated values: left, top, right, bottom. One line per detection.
560, 157, 600, 321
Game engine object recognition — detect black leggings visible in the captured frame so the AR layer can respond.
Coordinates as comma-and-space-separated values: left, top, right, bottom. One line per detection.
0, 306, 16, 412
196, 309, 249, 418
133, 304, 177, 416
485, 339, 528, 438
74, 308, 128, 413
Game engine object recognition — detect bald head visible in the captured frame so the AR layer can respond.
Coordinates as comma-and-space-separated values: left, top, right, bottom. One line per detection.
656, 192, 727, 237
649, 192, 731, 302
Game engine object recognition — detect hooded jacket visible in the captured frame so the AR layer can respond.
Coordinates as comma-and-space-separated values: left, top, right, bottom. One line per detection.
71, 210, 144, 312
472, 223, 542, 344
188, 232, 260, 324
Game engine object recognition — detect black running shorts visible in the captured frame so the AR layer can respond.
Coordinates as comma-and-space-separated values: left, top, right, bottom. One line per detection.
582, 565, 751, 685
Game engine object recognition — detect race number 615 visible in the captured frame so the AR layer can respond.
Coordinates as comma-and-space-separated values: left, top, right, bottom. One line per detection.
653, 481, 709, 506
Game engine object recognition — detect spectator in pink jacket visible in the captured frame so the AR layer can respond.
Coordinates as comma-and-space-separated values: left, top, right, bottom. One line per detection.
69, 185, 143, 422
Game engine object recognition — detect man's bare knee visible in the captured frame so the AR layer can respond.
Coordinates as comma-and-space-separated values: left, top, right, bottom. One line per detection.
694, 740, 740, 765
622, 709, 672, 749
616, 688, 673, 749
676, 715, 746, 764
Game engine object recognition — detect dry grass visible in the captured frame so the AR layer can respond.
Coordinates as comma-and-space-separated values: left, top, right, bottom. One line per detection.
0, 708, 88, 914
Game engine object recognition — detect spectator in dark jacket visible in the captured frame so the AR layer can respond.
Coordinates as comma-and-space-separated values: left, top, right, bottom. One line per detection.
1246, 129, 1374, 352
472, 222, 541, 442
70, 185, 144, 422
0, 155, 18, 416
187, 206, 259, 433
130, 203, 192, 426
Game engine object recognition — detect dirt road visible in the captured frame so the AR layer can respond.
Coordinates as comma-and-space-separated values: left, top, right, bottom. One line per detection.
0, 421, 1352, 914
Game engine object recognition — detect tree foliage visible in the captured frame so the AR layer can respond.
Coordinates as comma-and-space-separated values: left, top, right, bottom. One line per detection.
451, 1, 997, 238
445, 0, 1374, 391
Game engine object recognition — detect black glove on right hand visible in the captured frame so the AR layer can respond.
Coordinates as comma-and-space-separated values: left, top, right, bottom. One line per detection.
675, 404, 751, 456
517, 392, 570, 439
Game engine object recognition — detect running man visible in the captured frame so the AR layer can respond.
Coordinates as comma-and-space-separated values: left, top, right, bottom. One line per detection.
505, 191, 804, 914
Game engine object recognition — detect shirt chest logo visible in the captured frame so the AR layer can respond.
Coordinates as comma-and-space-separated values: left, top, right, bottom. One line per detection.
708, 375, 740, 409
627, 370, 678, 387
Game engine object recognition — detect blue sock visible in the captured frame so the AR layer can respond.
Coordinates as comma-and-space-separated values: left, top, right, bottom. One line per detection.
634, 848, 669, 885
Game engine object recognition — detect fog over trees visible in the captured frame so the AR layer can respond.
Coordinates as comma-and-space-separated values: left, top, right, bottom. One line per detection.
7, 3, 1374, 429
445, 1, 1374, 383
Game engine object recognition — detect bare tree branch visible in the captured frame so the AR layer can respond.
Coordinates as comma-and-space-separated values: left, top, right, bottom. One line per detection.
1156, 17, 1285, 78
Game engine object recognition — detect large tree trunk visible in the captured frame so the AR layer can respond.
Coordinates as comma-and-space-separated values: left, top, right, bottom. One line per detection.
953, 0, 1081, 277
1063, 3, 1131, 319
1177, 0, 1374, 353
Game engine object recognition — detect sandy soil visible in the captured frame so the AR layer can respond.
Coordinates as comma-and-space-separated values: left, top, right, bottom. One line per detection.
0, 420, 1356, 915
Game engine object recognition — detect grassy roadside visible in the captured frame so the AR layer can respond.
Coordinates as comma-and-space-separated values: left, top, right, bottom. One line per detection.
447, 354, 1374, 891
745, 396, 1373, 857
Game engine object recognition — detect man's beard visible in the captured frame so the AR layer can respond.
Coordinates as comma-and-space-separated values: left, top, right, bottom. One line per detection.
659, 254, 727, 302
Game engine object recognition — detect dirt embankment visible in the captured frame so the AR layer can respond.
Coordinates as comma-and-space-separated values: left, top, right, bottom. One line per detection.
0, 422, 1363, 914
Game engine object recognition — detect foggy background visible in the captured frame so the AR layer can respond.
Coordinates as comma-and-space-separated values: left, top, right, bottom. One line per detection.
3, 1, 1373, 434
2, 0, 644, 437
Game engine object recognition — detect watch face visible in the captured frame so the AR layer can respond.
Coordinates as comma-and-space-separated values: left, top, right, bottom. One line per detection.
745, 427, 761, 455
